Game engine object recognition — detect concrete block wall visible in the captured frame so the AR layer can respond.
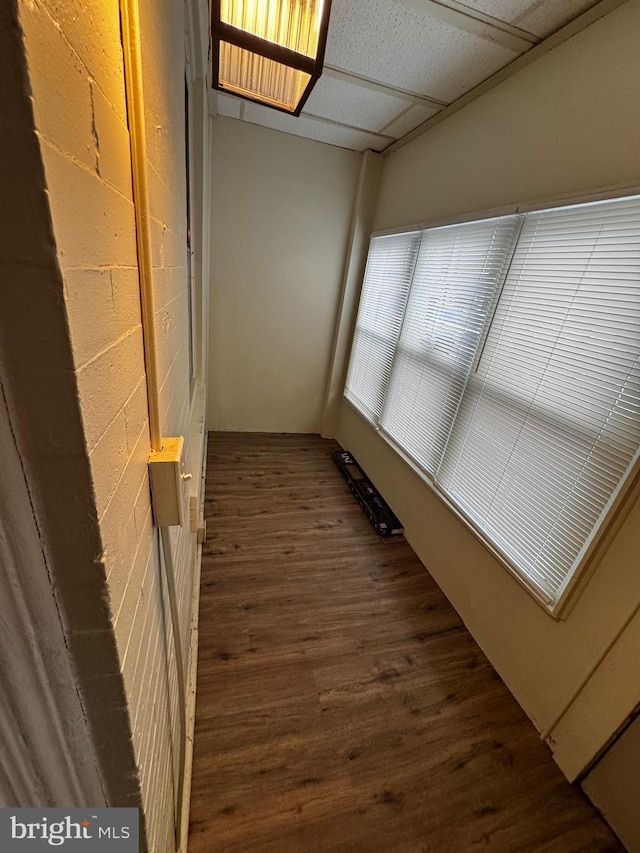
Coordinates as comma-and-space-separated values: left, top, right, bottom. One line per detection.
0, 0, 118, 810
17, 1, 208, 850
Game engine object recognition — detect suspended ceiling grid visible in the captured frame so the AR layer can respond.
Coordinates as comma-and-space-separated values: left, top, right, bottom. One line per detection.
212, 0, 612, 152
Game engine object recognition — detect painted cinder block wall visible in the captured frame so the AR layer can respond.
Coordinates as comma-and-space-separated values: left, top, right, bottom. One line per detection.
14, 0, 210, 849
335, 0, 640, 782
0, 0, 119, 810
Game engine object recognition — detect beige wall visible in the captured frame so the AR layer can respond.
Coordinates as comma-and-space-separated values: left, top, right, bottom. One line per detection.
17, 0, 210, 849
374, 0, 640, 233
321, 151, 385, 438
583, 715, 640, 852
208, 117, 360, 432
336, 0, 640, 781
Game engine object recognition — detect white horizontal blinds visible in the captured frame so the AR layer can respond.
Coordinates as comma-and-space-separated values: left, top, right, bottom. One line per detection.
344, 232, 420, 423
379, 216, 521, 477
439, 196, 640, 602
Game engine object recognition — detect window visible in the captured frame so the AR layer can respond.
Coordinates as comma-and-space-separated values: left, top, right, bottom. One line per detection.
345, 232, 420, 423
345, 196, 640, 611
380, 216, 520, 478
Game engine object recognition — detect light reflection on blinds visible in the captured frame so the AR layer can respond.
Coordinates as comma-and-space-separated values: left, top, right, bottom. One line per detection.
345, 195, 640, 606
438, 197, 640, 600
380, 216, 520, 477
344, 232, 420, 424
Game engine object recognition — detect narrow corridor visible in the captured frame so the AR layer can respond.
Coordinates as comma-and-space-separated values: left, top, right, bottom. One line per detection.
188, 433, 618, 852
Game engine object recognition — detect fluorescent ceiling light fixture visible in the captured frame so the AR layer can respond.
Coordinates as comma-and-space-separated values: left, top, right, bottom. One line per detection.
211, 0, 332, 115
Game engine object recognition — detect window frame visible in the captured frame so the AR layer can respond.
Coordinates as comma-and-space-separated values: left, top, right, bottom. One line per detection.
345, 188, 640, 618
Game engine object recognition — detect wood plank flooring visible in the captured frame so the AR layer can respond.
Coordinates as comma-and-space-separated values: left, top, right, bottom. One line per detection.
188, 433, 621, 853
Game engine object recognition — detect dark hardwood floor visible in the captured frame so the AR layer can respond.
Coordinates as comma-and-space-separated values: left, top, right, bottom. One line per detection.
188, 432, 621, 853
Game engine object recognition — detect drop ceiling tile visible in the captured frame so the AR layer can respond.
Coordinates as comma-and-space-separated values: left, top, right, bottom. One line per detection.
302, 74, 410, 133
215, 92, 242, 119
451, 0, 542, 26
242, 103, 390, 152
326, 0, 517, 103
514, 0, 601, 38
382, 103, 440, 139
456, 0, 600, 37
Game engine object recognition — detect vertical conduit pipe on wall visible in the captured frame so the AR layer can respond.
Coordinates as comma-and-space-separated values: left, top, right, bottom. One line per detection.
119, 0, 162, 452
119, 1, 188, 849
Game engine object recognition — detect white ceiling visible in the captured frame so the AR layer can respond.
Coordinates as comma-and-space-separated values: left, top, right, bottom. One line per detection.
213, 0, 604, 152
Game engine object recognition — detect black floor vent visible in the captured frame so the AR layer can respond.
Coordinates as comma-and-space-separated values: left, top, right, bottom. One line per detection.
332, 449, 404, 537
